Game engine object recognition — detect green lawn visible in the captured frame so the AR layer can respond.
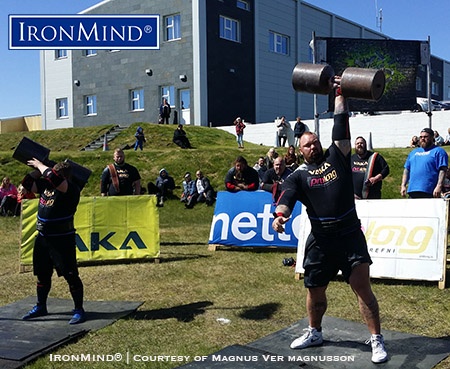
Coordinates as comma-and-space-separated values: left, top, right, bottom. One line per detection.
0, 124, 449, 368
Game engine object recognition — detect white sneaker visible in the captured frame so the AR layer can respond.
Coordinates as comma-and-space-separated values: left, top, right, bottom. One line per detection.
366, 334, 388, 363
290, 327, 323, 349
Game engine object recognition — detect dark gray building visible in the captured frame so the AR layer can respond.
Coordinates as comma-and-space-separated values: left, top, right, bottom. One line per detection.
40, 0, 450, 130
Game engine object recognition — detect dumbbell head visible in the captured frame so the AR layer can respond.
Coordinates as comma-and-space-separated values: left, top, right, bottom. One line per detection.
340, 67, 385, 101
292, 63, 335, 95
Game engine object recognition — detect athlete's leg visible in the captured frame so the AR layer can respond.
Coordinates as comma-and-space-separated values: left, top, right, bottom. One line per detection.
306, 285, 328, 329
349, 263, 380, 334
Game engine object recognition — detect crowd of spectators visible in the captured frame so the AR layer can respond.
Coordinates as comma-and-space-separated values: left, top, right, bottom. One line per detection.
4, 124, 450, 216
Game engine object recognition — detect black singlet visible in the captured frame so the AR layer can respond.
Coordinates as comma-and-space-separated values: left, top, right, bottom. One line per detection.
278, 143, 356, 223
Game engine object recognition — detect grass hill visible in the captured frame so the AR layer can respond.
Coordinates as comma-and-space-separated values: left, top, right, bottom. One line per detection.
0, 122, 437, 199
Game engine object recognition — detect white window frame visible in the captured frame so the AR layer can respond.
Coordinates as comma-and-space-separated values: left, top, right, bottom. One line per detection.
56, 98, 68, 119
269, 31, 289, 55
85, 95, 97, 116
165, 14, 181, 41
236, 0, 250, 11
219, 15, 240, 43
84, 49, 97, 56
55, 49, 67, 59
130, 89, 144, 111
161, 86, 175, 107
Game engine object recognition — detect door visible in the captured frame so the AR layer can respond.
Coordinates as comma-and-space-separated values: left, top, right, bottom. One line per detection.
179, 89, 190, 125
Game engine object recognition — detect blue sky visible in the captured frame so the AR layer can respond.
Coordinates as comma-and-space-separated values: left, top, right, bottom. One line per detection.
1, 0, 449, 119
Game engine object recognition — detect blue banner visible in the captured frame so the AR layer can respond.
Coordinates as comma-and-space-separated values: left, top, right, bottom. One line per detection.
209, 191, 302, 248
9, 15, 159, 50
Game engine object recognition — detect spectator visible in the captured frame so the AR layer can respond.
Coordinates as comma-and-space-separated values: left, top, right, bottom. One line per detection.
272, 82, 387, 363
293, 116, 307, 147
408, 135, 419, 148
401, 127, 448, 198
253, 156, 268, 184
173, 124, 192, 149
276, 116, 290, 147
225, 156, 259, 192
284, 145, 300, 170
442, 167, 450, 198
234, 117, 246, 149
265, 147, 278, 169
180, 172, 197, 208
193, 170, 215, 207
351, 136, 390, 199
148, 168, 176, 207
443, 128, 450, 145
260, 157, 293, 201
159, 98, 171, 124
434, 130, 444, 146
100, 148, 141, 196
0, 177, 18, 216
134, 126, 146, 151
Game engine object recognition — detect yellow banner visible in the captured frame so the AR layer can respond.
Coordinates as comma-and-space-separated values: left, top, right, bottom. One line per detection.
21, 196, 160, 266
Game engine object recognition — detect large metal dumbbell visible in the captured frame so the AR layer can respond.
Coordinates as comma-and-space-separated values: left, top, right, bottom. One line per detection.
292, 63, 385, 101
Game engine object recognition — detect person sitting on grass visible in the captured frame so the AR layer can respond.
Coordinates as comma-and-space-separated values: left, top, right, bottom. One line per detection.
173, 124, 192, 149
148, 168, 176, 207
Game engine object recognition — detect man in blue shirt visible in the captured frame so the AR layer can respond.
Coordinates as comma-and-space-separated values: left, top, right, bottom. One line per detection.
401, 127, 448, 198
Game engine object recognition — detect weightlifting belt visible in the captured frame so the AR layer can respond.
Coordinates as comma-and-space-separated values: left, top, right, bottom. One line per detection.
309, 211, 360, 236
36, 217, 75, 236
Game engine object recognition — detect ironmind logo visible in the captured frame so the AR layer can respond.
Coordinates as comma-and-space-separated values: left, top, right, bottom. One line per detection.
9, 15, 160, 50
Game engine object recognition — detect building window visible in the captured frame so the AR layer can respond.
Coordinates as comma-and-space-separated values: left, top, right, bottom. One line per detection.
85, 95, 97, 115
236, 0, 250, 10
269, 31, 289, 55
55, 50, 67, 59
56, 98, 68, 119
84, 49, 97, 56
220, 16, 240, 42
416, 77, 422, 92
165, 14, 181, 41
161, 86, 175, 106
431, 81, 439, 95
130, 89, 144, 111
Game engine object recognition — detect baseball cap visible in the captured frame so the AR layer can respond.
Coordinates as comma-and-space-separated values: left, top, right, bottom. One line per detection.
421, 128, 434, 136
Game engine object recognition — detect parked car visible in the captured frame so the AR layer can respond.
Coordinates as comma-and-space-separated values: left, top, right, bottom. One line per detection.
436, 100, 450, 110
414, 97, 441, 112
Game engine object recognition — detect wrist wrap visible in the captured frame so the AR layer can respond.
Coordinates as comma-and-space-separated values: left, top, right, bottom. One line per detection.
44, 168, 65, 188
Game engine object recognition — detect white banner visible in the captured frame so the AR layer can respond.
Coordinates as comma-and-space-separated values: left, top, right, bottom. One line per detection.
295, 199, 448, 287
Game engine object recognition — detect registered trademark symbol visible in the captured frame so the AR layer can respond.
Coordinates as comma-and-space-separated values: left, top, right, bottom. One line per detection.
144, 25, 152, 33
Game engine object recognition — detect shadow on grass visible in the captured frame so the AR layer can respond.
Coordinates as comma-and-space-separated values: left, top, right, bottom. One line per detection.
130, 301, 281, 323
211, 246, 297, 254
160, 253, 211, 263
161, 242, 209, 246
132, 301, 213, 322
239, 303, 281, 320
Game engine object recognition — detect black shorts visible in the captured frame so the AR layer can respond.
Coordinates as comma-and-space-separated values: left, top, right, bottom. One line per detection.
33, 233, 79, 278
302, 228, 372, 288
